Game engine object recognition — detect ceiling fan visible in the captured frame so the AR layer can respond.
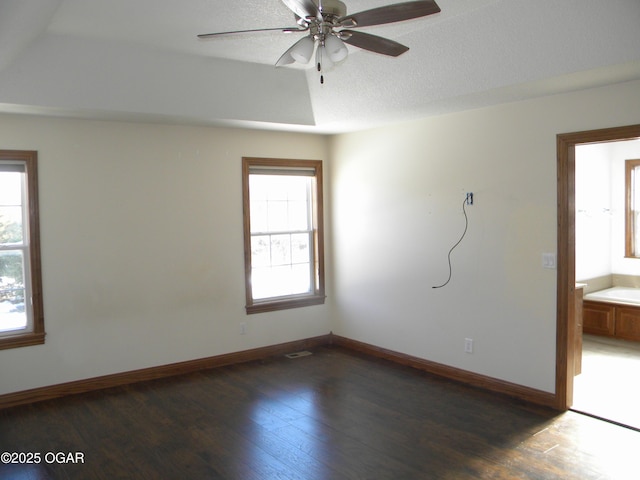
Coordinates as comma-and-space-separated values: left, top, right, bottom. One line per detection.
198, 0, 441, 83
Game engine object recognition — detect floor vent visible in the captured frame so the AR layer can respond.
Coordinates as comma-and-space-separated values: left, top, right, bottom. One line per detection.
285, 351, 313, 359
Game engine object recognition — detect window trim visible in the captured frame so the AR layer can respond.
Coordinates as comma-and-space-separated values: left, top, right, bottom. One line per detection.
0, 150, 45, 349
242, 157, 325, 314
625, 159, 640, 258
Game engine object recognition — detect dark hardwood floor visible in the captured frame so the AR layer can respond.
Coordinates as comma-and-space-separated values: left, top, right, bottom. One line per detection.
1, 345, 639, 479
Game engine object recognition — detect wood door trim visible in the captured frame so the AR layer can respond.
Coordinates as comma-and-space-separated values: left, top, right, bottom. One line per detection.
556, 124, 640, 410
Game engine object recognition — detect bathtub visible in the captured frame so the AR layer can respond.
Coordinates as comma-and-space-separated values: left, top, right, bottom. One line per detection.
583, 287, 640, 306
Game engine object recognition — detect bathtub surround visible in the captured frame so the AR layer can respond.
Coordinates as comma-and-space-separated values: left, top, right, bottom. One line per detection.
578, 275, 640, 295
578, 275, 614, 295
613, 274, 640, 289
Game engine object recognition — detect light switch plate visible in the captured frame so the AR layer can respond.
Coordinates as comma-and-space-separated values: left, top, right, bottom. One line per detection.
542, 253, 557, 269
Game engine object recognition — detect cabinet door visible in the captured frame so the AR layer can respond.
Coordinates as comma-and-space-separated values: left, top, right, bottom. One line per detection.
615, 307, 640, 341
583, 301, 615, 336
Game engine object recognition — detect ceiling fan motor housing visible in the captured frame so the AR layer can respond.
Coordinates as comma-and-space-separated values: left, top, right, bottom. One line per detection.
303, 1, 347, 45
318, 0, 347, 19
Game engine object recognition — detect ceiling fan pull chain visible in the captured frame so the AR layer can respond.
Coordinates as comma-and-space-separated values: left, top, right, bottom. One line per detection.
316, 40, 325, 84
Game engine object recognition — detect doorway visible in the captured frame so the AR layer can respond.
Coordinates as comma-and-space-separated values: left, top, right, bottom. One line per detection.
556, 124, 640, 415
571, 139, 640, 429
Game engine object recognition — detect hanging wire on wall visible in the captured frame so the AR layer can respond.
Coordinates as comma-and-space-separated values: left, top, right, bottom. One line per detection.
432, 194, 471, 289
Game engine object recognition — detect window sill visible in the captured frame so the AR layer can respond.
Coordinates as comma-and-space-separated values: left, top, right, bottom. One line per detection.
0, 331, 45, 350
246, 294, 326, 314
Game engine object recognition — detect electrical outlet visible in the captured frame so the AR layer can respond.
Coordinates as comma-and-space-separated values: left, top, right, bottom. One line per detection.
464, 338, 473, 353
466, 192, 474, 205
240, 322, 247, 335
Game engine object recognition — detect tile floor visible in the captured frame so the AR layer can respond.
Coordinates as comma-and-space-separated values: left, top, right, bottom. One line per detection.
572, 334, 640, 430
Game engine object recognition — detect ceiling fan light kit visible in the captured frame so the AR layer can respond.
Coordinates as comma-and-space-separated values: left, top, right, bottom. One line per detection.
290, 36, 316, 63
324, 34, 348, 63
198, 0, 441, 82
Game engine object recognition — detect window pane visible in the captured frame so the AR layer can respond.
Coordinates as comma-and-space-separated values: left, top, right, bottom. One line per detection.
289, 200, 309, 231
290, 263, 311, 294
249, 175, 269, 201
0, 250, 27, 333
250, 200, 268, 233
267, 200, 289, 232
266, 177, 289, 201
251, 264, 311, 299
0, 171, 24, 245
251, 235, 270, 268
249, 174, 311, 233
0, 249, 24, 285
0, 206, 23, 244
270, 234, 291, 266
291, 233, 311, 264
284, 176, 308, 201
252, 266, 291, 299
0, 172, 22, 205
250, 233, 312, 299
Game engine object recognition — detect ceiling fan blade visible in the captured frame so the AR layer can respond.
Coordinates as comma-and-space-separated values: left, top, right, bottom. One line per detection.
340, 30, 409, 56
198, 26, 302, 39
281, 0, 322, 21
338, 1, 440, 28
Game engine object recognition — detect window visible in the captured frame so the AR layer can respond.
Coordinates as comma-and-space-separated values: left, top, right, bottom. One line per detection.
242, 157, 325, 314
626, 159, 640, 258
0, 150, 44, 349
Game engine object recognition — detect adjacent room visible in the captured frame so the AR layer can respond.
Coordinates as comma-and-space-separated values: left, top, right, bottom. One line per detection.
1, 0, 640, 478
573, 139, 640, 430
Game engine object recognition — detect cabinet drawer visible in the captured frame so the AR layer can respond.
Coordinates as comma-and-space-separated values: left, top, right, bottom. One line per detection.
583, 301, 615, 336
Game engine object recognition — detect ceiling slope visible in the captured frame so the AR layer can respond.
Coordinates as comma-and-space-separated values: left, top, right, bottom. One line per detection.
0, 0, 638, 133
0, 0, 62, 71
0, 34, 315, 128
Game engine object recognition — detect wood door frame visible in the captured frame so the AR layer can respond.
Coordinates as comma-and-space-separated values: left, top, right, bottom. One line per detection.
556, 124, 640, 410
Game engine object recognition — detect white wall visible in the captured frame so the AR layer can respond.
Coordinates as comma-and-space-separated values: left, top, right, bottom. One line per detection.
0, 115, 330, 395
329, 80, 640, 393
575, 143, 613, 281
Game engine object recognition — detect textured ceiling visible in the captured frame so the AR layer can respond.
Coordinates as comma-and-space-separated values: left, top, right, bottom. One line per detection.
0, 0, 639, 133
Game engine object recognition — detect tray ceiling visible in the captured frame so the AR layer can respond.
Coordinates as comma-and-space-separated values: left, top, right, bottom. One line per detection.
0, 0, 639, 133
